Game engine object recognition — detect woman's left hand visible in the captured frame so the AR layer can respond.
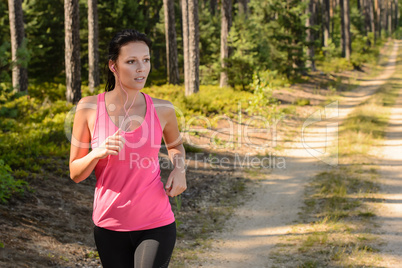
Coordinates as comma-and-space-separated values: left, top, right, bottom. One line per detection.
165, 167, 187, 197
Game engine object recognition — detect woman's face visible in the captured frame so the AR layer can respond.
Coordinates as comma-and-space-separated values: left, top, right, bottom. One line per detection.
113, 41, 151, 91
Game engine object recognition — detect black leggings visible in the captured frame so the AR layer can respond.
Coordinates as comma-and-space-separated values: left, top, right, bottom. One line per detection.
93, 222, 176, 268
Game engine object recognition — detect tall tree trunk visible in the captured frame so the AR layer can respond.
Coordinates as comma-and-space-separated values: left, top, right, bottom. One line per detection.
395, 0, 399, 32
88, 0, 99, 93
340, 0, 351, 60
306, 0, 316, 71
322, 0, 330, 52
220, 0, 232, 88
375, 0, 381, 39
388, 0, 393, 34
188, 0, 200, 95
8, 0, 28, 92
364, 0, 374, 46
164, 0, 180, 85
181, 0, 190, 92
65, 0, 81, 104
340, 0, 345, 56
381, 0, 386, 36
182, 0, 199, 95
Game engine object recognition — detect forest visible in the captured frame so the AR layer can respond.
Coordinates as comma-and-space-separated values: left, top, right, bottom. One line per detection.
1, 0, 402, 267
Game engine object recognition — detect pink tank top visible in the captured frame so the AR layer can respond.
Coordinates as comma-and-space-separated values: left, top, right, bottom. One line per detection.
90, 92, 175, 231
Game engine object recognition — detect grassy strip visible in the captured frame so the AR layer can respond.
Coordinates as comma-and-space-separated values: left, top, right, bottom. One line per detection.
270, 47, 401, 267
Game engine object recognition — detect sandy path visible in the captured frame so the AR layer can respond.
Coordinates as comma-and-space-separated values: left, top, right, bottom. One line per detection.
195, 42, 399, 268
372, 48, 402, 267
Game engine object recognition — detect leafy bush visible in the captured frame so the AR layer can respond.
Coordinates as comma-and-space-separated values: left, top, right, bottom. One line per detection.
0, 159, 27, 203
246, 70, 284, 121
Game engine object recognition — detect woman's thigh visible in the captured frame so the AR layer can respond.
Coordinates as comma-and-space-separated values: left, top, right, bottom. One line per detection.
133, 222, 177, 268
93, 226, 134, 268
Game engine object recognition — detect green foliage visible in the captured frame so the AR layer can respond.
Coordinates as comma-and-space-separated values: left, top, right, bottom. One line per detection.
0, 159, 27, 203
23, 0, 65, 82
246, 70, 284, 121
0, 85, 73, 173
226, 14, 259, 91
198, 5, 221, 85
246, 0, 308, 79
0, 42, 11, 83
144, 84, 254, 119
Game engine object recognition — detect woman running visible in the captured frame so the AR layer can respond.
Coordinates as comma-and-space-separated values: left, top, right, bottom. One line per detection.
69, 29, 186, 268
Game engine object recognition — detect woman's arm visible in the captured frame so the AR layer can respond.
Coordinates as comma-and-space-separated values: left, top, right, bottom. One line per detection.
162, 103, 187, 197
69, 97, 124, 183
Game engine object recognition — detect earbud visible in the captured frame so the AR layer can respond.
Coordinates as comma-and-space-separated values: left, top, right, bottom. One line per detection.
111, 64, 116, 72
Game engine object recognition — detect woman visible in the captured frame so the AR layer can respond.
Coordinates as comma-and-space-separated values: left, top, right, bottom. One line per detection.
69, 29, 186, 268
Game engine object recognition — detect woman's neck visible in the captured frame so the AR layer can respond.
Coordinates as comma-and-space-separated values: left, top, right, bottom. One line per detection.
110, 86, 142, 111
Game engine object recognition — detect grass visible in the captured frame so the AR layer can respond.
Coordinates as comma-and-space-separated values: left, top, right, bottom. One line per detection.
269, 41, 402, 267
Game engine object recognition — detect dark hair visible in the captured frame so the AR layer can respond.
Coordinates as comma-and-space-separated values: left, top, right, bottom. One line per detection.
105, 29, 152, 92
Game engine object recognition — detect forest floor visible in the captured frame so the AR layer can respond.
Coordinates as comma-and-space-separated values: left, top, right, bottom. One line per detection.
0, 41, 400, 268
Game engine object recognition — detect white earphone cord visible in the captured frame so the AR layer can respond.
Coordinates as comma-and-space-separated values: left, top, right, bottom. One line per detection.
95, 68, 140, 207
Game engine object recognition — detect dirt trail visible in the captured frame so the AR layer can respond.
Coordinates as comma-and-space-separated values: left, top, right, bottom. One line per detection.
196, 42, 399, 267
372, 54, 402, 267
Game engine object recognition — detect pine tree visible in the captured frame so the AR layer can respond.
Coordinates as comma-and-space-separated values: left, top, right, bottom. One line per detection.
8, 0, 28, 92
163, 0, 180, 85
64, 0, 81, 104
88, 0, 100, 93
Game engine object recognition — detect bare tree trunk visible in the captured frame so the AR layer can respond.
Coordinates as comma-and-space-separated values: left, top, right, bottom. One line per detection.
388, 0, 393, 34
65, 0, 81, 104
395, 0, 399, 32
88, 0, 99, 93
363, 0, 374, 46
188, 0, 200, 95
369, 0, 376, 44
220, 0, 232, 88
163, 0, 180, 85
322, 0, 330, 51
182, 0, 199, 95
375, 0, 381, 39
344, 0, 351, 60
381, 0, 387, 36
340, 0, 345, 56
306, 0, 316, 71
8, 0, 28, 92
340, 0, 351, 60
181, 0, 190, 92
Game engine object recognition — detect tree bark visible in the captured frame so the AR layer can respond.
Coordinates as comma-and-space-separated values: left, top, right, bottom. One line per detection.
181, 0, 190, 92
65, 0, 81, 104
163, 0, 180, 85
375, 0, 381, 39
395, 0, 399, 32
8, 0, 28, 92
188, 0, 200, 95
306, 0, 316, 71
388, 0, 393, 34
340, 0, 351, 60
182, 0, 199, 95
220, 0, 232, 88
322, 0, 330, 51
88, 0, 99, 93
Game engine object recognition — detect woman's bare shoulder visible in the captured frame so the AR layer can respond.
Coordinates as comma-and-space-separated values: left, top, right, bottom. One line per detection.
78, 95, 98, 105
75, 95, 98, 121
151, 97, 175, 112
